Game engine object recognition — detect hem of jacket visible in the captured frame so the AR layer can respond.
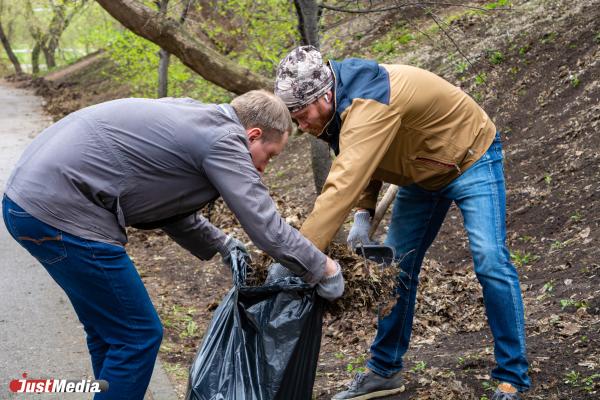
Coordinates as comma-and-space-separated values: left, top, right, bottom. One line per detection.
4, 188, 125, 247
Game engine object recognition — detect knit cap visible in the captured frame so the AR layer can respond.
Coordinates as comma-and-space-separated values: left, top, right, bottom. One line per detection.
275, 45, 334, 112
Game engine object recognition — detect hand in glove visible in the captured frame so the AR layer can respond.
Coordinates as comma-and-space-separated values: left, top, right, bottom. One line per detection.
265, 259, 345, 302
347, 210, 377, 250
316, 260, 344, 301
219, 235, 251, 271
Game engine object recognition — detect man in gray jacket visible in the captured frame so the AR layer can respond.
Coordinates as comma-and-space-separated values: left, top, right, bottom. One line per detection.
2, 90, 343, 400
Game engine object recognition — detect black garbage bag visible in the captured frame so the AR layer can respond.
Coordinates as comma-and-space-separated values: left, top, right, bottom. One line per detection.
185, 250, 324, 400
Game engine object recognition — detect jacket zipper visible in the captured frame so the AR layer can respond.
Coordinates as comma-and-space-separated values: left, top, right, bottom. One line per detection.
415, 157, 462, 174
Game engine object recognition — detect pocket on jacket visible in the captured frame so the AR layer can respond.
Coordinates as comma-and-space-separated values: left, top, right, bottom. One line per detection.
7, 209, 67, 264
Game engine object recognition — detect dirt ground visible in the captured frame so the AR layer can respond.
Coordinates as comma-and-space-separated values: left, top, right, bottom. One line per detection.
22, 0, 599, 398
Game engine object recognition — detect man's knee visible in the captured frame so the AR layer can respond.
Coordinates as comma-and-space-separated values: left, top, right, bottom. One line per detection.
472, 246, 514, 278
134, 314, 163, 355
146, 317, 164, 351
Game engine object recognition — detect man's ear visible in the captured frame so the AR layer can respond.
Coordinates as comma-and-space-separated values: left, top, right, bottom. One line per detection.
246, 127, 263, 143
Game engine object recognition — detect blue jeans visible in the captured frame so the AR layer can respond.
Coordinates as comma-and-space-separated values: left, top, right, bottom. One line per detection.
367, 134, 530, 391
2, 195, 163, 400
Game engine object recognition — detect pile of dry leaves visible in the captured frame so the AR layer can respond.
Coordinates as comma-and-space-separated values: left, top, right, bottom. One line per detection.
204, 198, 398, 317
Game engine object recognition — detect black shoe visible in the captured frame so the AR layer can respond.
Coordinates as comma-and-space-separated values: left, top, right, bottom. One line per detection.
332, 370, 405, 400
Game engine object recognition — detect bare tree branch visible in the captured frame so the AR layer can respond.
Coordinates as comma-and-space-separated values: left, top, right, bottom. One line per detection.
419, 4, 477, 73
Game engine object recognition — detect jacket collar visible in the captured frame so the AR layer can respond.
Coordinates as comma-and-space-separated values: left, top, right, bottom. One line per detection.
317, 61, 341, 155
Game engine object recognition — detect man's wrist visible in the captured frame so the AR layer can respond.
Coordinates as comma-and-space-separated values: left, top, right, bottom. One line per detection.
324, 257, 338, 277
355, 208, 374, 218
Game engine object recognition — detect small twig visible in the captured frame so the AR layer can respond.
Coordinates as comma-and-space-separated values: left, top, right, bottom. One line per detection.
420, 4, 478, 73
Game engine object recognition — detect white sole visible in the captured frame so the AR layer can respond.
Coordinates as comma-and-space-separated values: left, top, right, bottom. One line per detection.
332, 385, 406, 400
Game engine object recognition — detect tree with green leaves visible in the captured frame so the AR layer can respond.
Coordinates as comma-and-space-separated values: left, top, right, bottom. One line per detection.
26, 0, 89, 73
0, 0, 23, 75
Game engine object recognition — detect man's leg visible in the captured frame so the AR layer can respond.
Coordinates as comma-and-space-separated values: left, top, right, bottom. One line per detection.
84, 324, 111, 379
444, 135, 530, 391
367, 185, 451, 377
3, 196, 163, 399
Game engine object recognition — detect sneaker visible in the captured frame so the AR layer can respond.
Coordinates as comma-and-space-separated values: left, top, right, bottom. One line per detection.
332, 370, 405, 400
491, 383, 522, 400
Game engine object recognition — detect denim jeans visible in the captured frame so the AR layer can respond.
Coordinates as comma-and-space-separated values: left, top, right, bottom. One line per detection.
366, 133, 530, 391
2, 195, 163, 400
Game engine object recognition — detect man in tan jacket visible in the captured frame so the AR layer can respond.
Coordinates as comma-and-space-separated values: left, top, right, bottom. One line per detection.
274, 46, 530, 400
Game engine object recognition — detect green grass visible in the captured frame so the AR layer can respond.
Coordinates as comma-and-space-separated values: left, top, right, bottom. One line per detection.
410, 361, 427, 373
540, 32, 557, 44
570, 211, 582, 222
482, 0, 512, 10
489, 50, 504, 64
560, 299, 588, 310
510, 250, 540, 267
570, 75, 581, 88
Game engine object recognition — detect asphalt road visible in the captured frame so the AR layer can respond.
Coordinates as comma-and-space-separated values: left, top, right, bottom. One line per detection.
0, 80, 177, 399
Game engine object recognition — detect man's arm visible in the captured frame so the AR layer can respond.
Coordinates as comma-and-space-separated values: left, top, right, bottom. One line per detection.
202, 131, 328, 285
161, 212, 228, 260
356, 179, 383, 215
300, 99, 402, 250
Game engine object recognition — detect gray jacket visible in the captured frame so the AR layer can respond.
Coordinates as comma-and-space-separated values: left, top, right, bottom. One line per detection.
5, 98, 326, 283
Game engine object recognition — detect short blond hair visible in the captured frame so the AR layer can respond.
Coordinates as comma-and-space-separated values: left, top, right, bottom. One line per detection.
231, 90, 293, 141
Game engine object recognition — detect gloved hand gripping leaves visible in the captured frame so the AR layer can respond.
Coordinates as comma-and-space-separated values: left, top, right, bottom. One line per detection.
347, 210, 378, 249
266, 262, 345, 301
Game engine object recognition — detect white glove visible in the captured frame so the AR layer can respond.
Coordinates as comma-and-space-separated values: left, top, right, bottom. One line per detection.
347, 210, 376, 249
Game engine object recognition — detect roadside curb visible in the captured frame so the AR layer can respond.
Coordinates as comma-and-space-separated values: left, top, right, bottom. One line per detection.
146, 357, 179, 400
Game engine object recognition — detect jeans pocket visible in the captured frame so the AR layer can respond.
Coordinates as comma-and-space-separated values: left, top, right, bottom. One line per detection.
7, 209, 67, 264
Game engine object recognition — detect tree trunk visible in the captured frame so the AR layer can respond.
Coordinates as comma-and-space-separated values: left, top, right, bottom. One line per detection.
155, 0, 170, 98
294, 0, 321, 48
31, 42, 40, 74
42, 44, 56, 69
96, 0, 271, 95
0, 20, 22, 74
310, 139, 332, 194
294, 0, 331, 195
158, 48, 170, 97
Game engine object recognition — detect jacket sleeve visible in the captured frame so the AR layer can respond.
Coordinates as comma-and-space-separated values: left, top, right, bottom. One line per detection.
161, 212, 227, 260
202, 132, 327, 285
300, 99, 402, 250
355, 179, 383, 212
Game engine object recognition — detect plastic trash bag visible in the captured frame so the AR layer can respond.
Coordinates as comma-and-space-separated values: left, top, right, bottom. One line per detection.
185, 250, 324, 400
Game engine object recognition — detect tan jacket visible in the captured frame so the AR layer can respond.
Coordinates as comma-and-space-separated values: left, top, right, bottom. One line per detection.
300, 61, 496, 251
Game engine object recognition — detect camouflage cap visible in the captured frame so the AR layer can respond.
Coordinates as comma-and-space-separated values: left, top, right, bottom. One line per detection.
275, 45, 334, 112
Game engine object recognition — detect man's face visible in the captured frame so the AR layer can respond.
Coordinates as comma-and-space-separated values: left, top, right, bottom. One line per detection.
248, 128, 289, 175
291, 95, 333, 136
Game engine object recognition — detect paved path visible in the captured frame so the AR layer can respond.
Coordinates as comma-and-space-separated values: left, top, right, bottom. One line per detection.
0, 80, 177, 399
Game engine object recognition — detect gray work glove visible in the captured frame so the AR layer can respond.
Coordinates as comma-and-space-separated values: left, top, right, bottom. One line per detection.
347, 210, 377, 249
219, 235, 251, 271
316, 261, 344, 301
266, 262, 345, 302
